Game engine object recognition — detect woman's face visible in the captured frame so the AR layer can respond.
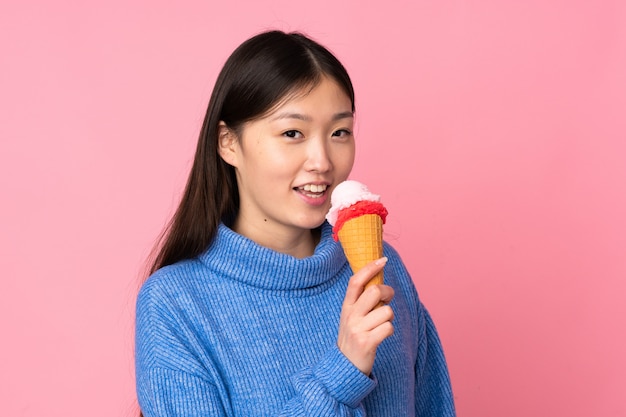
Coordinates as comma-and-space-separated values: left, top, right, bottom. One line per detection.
220, 76, 355, 242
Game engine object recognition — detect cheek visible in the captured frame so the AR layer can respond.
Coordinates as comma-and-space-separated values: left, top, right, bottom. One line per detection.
334, 146, 355, 174
251, 150, 301, 183
266, 146, 306, 172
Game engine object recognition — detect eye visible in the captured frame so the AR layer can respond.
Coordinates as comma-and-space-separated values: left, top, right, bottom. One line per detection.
282, 130, 303, 139
332, 129, 352, 138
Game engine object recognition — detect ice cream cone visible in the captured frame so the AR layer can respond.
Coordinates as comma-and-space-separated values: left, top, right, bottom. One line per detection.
337, 213, 384, 289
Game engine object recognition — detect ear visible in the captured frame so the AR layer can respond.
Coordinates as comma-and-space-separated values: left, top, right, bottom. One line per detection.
217, 121, 239, 167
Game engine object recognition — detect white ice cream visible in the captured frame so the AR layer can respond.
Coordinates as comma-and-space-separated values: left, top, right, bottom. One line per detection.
326, 180, 381, 226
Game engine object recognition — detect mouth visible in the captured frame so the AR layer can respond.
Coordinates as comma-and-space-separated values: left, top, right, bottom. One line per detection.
294, 183, 329, 199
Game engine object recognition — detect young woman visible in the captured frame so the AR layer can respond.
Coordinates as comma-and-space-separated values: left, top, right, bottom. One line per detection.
136, 30, 455, 416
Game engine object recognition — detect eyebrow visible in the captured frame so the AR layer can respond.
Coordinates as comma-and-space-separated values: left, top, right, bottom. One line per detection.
270, 111, 354, 122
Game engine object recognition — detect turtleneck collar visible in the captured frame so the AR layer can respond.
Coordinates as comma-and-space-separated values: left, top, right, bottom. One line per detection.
198, 222, 347, 291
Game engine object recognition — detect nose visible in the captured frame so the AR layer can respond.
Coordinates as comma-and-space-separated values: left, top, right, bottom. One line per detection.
304, 137, 332, 173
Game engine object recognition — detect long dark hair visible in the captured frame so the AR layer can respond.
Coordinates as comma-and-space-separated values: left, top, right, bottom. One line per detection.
146, 30, 355, 278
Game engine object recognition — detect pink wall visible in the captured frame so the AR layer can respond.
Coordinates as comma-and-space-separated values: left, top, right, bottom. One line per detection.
1, 1, 625, 416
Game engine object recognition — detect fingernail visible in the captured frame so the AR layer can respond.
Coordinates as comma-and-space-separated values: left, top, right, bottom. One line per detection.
375, 257, 388, 266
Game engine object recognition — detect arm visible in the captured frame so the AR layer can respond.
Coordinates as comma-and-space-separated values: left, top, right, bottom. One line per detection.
381, 243, 455, 416
137, 368, 228, 416
135, 280, 232, 417
278, 346, 375, 417
414, 304, 456, 417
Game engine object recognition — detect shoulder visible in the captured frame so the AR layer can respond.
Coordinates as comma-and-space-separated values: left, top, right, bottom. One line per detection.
382, 241, 419, 299
136, 256, 215, 323
382, 241, 404, 270
381, 240, 423, 329
139, 259, 202, 299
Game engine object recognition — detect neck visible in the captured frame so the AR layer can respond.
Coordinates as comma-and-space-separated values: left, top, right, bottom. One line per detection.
232, 216, 320, 259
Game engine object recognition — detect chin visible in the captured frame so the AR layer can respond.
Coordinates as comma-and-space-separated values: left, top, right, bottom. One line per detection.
297, 215, 327, 231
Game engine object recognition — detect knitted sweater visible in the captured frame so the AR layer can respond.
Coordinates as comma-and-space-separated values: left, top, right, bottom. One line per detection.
136, 222, 455, 416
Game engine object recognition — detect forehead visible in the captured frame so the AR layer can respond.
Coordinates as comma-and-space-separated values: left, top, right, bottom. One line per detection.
265, 77, 353, 119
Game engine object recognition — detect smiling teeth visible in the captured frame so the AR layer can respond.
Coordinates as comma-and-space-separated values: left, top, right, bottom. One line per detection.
301, 184, 327, 193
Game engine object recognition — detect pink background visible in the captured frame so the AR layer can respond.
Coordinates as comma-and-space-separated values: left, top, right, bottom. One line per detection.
1, 1, 625, 416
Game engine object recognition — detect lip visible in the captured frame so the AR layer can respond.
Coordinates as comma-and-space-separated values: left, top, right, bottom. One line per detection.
293, 181, 330, 189
293, 182, 331, 207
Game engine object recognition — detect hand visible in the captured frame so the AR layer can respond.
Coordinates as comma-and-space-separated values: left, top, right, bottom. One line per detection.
337, 257, 395, 376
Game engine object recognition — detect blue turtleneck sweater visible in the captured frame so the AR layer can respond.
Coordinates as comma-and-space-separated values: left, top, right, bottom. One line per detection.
136, 223, 455, 416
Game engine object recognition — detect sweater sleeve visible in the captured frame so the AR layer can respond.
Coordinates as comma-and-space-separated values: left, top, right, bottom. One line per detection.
136, 279, 231, 417
138, 367, 227, 416
279, 345, 377, 417
414, 304, 456, 417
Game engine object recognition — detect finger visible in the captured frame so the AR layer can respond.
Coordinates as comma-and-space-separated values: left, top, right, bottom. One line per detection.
353, 285, 395, 317
360, 305, 395, 332
343, 257, 388, 306
368, 320, 395, 344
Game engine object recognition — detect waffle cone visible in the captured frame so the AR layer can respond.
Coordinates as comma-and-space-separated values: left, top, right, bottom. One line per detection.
337, 213, 384, 289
